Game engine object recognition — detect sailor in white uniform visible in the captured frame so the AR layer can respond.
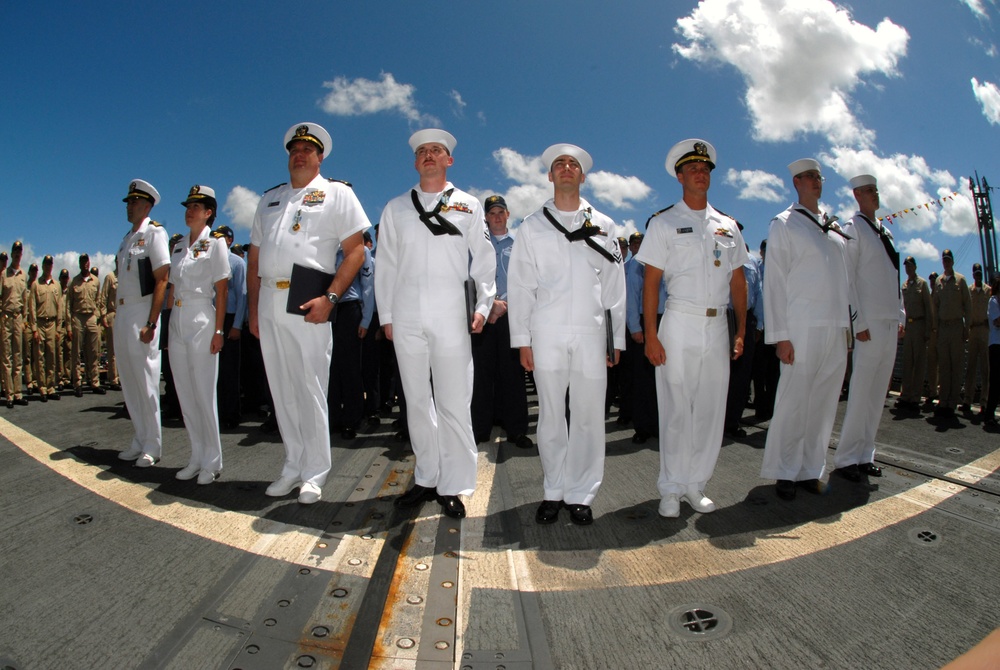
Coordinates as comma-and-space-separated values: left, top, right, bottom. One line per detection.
169, 186, 231, 485
375, 129, 496, 520
248, 122, 371, 505
115, 179, 171, 467
507, 143, 626, 526
761, 159, 856, 500
635, 139, 748, 518
833, 174, 902, 481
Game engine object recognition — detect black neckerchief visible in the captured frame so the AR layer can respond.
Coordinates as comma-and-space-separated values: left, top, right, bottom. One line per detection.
542, 207, 617, 264
794, 205, 852, 240
859, 213, 900, 297
410, 189, 461, 236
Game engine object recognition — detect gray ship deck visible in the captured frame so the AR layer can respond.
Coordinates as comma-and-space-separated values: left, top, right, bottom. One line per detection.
0, 386, 998, 669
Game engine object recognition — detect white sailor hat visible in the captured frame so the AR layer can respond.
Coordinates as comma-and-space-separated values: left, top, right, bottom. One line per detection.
849, 174, 877, 189
181, 184, 217, 206
665, 139, 716, 174
284, 122, 332, 155
541, 143, 593, 174
788, 158, 821, 178
408, 129, 457, 154
123, 179, 160, 205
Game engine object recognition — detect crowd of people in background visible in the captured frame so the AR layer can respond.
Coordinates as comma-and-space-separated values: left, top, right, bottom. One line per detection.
2, 122, 997, 521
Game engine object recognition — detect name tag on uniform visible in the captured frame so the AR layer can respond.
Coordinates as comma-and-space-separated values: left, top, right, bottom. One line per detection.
677, 227, 693, 234
268, 200, 280, 207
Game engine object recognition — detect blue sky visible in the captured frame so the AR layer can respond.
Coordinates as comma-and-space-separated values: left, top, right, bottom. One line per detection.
2, 0, 999, 280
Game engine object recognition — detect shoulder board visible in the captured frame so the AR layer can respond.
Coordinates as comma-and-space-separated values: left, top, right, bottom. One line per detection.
148, 220, 162, 227
712, 208, 739, 225
327, 178, 353, 188
645, 205, 674, 227
264, 182, 287, 194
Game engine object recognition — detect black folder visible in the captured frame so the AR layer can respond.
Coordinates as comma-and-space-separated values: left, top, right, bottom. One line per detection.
286, 264, 337, 323
605, 309, 615, 362
137, 257, 155, 297
464, 279, 477, 333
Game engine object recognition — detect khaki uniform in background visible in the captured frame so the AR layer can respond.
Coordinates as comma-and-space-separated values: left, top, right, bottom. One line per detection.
1, 267, 27, 401
68, 272, 101, 390
965, 282, 991, 406
100, 271, 119, 387
900, 275, 934, 404
28, 278, 61, 396
934, 272, 971, 412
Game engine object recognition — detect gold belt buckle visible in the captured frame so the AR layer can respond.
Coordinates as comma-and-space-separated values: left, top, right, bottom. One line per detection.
175, 299, 182, 307
706, 308, 718, 317
275, 280, 291, 290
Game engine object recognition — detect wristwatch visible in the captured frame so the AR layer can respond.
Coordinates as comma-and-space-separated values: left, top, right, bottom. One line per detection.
325, 292, 339, 305
214, 329, 224, 335
145, 320, 157, 330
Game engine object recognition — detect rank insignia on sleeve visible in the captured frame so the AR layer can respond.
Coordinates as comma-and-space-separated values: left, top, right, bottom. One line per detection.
303, 190, 326, 205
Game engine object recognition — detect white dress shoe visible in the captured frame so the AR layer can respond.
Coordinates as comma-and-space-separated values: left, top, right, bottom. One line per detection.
175, 464, 200, 480
298, 482, 321, 505
134, 453, 159, 468
265, 476, 301, 497
118, 444, 143, 461
658, 494, 680, 518
681, 489, 716, 513
197, 470, 219, 485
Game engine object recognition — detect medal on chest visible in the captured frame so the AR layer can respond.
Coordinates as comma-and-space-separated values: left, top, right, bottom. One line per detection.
713, 240, 722, 267
292, 209, 302, 232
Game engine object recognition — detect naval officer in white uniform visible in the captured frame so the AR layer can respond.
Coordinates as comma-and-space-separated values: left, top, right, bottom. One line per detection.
635, 139, 748, 518
115, 179, 171, 467
169, 186, 231, 485
833, 174, 901, 481
248, 122, 371, 504
761, 159, 856, 500
375, 129, 496, 520
507, 143, 626, 526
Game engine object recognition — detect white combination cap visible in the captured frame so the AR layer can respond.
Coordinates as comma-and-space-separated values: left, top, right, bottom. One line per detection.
665, 139, 717, 174
123, 179, 160, 206
181, 185, 217, 206
849, 174, 877, 189
541, 143, 593, 174
284, 122, 332, 155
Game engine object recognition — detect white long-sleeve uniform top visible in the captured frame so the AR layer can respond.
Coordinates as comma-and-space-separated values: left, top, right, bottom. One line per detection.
170, 227, 231, 301
374, 182, 496, 324
763, 204, 853, 343
251, 174, 371, 279
634, 200, 749, 311
116, 217, 171, 301
507, 198, 626, 349
841, 211, 904, 332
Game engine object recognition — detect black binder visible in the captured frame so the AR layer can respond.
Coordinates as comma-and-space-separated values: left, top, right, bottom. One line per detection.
464, 279, 477, 333
286, 263, 337, 323
726, 307, 736, 356
605, 309, 615, 362
138, 257, 155, 297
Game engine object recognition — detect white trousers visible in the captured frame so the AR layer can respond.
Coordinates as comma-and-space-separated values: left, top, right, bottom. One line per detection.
834, 319, 897, 468
655, 309, 729, 497
114, 303, 163, 457
258, 287, 332, 487
393, 314, 477, 496
532, 330, 606, 506
761, 325, 847, 481
169, 300, 223, 473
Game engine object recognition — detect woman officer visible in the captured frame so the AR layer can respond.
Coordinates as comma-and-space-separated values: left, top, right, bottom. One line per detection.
170, 185, 231, 484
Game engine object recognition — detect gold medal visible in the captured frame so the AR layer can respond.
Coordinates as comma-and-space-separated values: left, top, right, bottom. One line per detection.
714, 259, 721, 267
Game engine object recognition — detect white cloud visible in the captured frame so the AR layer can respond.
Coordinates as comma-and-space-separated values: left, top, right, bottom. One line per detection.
960, 0, 990, 20
937, 186, 977, 236
223, 186, 261, 231
472, 148, 652, 219
898, 238, 939, 261
971, 78, 1000, 124
821, 147, 960, 233
319, 72, 438, 126
449, 89, 466, 117
724, 168, 787, 202
673, 0, 908, 147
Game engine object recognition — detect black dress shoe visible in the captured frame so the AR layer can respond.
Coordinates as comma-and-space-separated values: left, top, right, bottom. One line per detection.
775, 480, 796, 500
632, 431, 650, 444
40, 394, 48, 403
93, 386, 106, 395
13, 397, 28, 406
366, 415, 380, 427
74, 387, 83, 398
615, 415, 630, 427
535, 500, 561, 524
49, 393, 60, 401
341, 427, 357, 440
725, 426, 748, 438
394, 484, 438, 508
798, 479, 829, 495
511, 434, 534, 449
474, 433, 491, 444
857, 462, 883, 477
394, 430, 410, 442
565, 504, 593, 526
109, 383, 122, 391
440, 495, 466, 519
260, 413, 279, 434
5, 398, 12, 409
834, 464, 862, 482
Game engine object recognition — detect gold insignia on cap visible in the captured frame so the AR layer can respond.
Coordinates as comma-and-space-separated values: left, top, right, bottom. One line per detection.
694, 142, 708, 156
130, 181, 137, 190
190, 185, 200, 195
296, 125, 310, 137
